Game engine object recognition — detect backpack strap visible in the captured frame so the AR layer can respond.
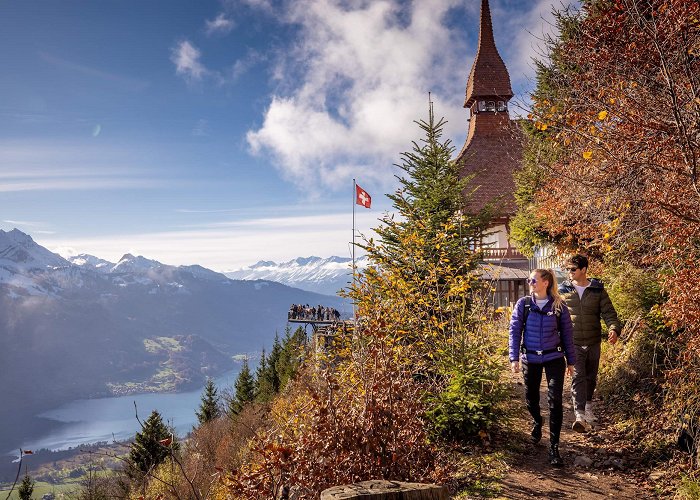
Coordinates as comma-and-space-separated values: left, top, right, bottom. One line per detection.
520, 297, 531, 352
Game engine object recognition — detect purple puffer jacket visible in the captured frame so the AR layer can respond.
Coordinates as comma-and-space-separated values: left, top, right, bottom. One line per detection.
509, 295, 576, 365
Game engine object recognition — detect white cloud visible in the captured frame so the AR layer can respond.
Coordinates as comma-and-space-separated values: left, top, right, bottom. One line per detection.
43, 211, 379, 271
244, 0, 582, 193
171, 40, 208, 81
246, 0, 469, 193
0, 141, 169, 192
205, 13, 235, 35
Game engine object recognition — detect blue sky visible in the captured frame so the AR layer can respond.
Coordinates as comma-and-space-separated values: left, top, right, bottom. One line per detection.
0, 0, 572, 271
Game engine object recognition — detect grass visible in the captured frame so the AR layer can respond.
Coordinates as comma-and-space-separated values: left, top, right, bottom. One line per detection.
0, 480, 80, 499
143, 336, 183, 354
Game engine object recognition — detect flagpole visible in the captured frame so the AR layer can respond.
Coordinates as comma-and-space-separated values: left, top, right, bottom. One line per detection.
352, 178, 356, 321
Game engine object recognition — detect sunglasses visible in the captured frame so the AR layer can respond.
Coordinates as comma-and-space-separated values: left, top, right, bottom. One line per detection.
567, 267, 579, 272
527, 278, 538, 285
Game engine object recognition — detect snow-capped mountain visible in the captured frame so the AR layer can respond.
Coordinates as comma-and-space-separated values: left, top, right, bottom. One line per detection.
0, 229, 348, 451
68, 253, 114, 272
226, 255, 370, 296
0, 228, 70, 271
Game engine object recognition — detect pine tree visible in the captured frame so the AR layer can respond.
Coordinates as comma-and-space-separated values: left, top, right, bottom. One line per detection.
228, 358, 255, 416
127, 410, 176, 477
18, 473, 34, 500
195, 378, 220, 425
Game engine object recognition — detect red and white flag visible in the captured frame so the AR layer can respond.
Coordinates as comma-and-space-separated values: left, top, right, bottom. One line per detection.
22, 450, 33, 455
355, 184, 371, 209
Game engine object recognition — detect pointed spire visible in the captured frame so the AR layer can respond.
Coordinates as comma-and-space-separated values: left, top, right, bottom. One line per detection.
464, 0, 513, 108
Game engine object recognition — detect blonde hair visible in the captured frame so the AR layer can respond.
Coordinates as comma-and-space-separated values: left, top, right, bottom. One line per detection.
532, 268, 564, 313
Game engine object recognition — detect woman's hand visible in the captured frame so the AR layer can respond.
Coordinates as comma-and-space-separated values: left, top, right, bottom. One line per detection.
566, 365, 574, 377
511, 361, 520, 374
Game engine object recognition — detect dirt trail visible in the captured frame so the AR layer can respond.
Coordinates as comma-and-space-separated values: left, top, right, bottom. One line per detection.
494, 377, 656, 499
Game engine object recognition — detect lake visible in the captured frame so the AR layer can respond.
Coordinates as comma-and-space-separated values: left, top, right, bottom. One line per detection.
17, 369, 241, 452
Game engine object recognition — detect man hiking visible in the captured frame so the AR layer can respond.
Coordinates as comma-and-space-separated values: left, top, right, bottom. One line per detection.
559, 254, 621, 432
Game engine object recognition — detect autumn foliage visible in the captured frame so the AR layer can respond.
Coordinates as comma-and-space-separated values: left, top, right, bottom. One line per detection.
517, 0, 700, 464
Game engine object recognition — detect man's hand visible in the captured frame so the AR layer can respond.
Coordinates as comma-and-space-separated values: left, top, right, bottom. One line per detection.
511, 361, 520, 374
566, 365, 574, 377
608, 329, 619, 344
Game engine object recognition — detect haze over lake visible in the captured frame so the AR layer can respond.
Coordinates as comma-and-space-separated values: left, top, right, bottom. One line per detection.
16, 368, 241, 453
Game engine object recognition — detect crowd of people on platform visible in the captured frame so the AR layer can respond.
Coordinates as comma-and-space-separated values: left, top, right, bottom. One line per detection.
288, 304, 341, 322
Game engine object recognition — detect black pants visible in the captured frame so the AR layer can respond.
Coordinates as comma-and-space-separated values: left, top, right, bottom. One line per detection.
572, 343, 601, 413
522, 356, 565, 445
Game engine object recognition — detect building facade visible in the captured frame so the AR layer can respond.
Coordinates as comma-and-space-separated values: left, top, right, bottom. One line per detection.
456, 0, 533, 307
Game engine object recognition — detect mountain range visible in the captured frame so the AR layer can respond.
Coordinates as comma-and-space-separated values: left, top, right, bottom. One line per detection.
0, 229, 347, 451
226, 255, 369, 296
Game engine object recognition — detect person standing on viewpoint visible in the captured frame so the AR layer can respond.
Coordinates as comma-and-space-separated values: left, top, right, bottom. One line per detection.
559, 254, 621, 432
509, 268, 576, 467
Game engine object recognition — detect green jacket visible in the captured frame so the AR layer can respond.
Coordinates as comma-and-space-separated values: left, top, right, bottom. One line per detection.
558, 278, 621, 346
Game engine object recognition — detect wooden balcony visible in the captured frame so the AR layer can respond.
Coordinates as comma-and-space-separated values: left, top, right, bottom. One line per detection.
480, 247, 527, 261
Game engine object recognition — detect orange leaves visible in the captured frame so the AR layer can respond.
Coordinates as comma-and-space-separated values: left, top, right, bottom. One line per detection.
582, 151, 594, 160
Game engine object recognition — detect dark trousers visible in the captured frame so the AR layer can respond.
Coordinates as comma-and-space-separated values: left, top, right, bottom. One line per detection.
522, 356, 566, 445
571, 343, 601, 413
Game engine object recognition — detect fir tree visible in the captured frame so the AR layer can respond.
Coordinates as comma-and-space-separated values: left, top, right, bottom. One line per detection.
127, 410, 176, 477
228, 358, 255, 416
254, 348, 274, 402
195, 378, 220, 425
276, 326, 306, 389
18, 473, 34, 500
369, 102, 491, 281
266, 333, 283, 393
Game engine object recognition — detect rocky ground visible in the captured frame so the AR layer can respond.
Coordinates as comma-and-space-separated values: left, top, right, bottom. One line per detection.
492, 375, 676, 499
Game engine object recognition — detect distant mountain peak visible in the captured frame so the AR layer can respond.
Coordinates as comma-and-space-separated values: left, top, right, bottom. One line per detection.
225, 255, 368, 296
112, 253, 163, 273
0, 228, 70, 270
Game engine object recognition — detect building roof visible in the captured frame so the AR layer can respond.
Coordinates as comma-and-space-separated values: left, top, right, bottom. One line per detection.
456, 0, 521, 218
457, 124, 522, 216
464, 0, 513, 107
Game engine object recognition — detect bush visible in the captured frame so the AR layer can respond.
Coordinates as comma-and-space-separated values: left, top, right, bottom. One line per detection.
226, 335, 453, 499
425, 358, 507, 442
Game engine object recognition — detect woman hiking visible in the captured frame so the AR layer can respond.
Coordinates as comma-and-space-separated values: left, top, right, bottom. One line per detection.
509, 268, 576, 466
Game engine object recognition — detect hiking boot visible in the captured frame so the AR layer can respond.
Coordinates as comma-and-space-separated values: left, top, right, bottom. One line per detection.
549, 444, 564, 467
584, 402, 598, 424
530, 420, 543, 443
572, 412, 588, 433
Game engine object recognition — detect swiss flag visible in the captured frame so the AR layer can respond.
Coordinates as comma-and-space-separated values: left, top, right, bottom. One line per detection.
355, 184, 371, 209
158, 437, 173, 447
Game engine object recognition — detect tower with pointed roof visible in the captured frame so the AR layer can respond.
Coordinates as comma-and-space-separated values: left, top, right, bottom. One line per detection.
457, 0, 529, 305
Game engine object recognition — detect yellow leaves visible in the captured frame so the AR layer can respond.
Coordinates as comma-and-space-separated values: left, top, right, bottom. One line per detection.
609, 98, 616, 105
598, 110, 608, 120
583, 151, 593, 160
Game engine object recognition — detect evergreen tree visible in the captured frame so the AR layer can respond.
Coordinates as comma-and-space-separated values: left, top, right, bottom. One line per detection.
368, 103, 491, 282
276, 326, 307, 389
127, 410, 176, 477
254, 348, 275, 402
266, 333, 283, 393
228, 358, 255, 416
18, 473, 34, 500
195, 378, 220, 425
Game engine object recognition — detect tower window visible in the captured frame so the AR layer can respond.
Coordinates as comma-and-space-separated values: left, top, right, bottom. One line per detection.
478, 101, 486, 112
497, 101, 507, 112
486, 101, 496, 112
